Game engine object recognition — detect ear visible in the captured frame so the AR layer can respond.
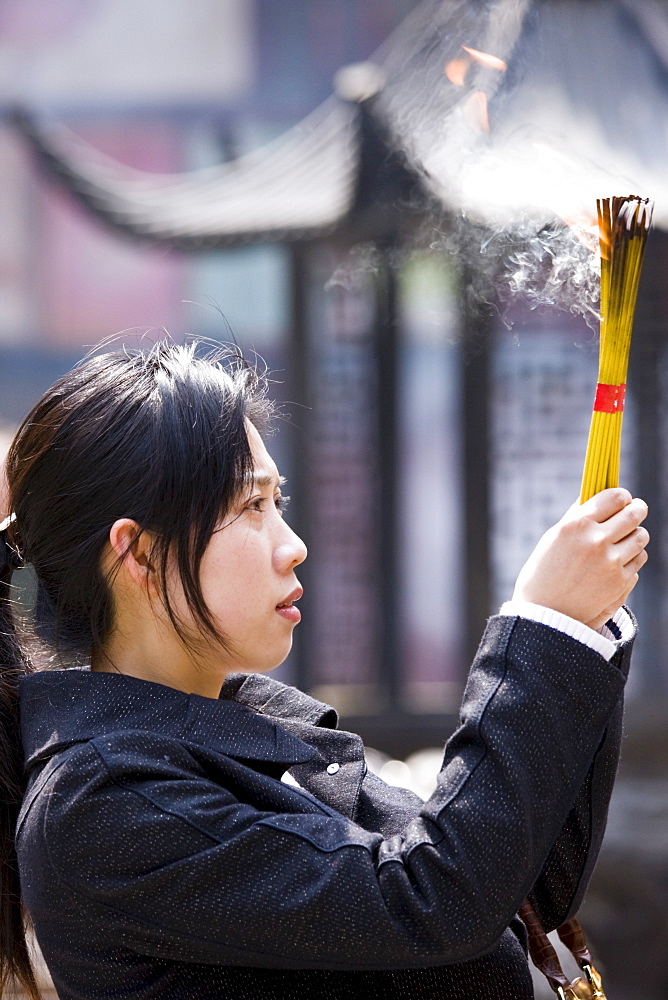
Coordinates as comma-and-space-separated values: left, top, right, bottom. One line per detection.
108, 518, 157, 592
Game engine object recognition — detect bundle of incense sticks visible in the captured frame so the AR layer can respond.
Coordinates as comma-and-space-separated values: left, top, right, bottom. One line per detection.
580, 195, 654, 502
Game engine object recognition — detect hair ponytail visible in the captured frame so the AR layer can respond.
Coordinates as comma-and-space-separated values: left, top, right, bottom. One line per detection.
0, 525, 40, 998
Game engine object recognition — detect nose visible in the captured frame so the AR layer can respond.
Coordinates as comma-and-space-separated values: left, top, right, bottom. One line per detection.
274, 518, 307, 572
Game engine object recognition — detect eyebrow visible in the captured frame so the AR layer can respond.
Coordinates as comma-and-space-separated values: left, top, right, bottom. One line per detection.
252, 473, 286, 489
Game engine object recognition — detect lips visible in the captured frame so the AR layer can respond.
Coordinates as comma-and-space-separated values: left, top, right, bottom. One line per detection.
276, 585, 303, 610
276, 586, 303, 623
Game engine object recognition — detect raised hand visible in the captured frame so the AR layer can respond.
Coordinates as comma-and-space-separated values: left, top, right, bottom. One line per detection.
512, 488, 649, 630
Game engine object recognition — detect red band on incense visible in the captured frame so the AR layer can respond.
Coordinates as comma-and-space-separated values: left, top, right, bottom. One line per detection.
593, 382, 626, 413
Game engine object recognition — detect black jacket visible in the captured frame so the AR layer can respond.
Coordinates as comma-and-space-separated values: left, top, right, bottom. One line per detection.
17, 615, 633, 999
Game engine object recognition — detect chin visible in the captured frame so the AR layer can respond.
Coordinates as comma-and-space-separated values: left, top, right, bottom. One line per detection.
254, 639, 294, 675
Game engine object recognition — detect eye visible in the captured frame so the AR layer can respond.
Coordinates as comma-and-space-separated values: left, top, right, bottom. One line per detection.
247, 496, 267, 513
246, 494, 291, 515
275, 494, 291, 516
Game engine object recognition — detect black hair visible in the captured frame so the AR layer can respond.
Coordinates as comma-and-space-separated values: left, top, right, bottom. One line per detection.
0, 340, 272, 993
9, 340, 272, 655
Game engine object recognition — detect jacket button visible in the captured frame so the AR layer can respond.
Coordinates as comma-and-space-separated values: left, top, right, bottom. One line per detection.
326, 762, 340, 775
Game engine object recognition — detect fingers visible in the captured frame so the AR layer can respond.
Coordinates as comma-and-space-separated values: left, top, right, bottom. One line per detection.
608, 553, 646, 610
564, 493, 648, 550
605, 497, 649, 543
574, 490, 647, 542
580, 487, 633, 522
591, 526, 649, 626
623, 546, 648, 575
615, 525, 650, 567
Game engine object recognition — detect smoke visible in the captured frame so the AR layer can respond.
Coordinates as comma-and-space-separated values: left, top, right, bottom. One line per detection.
324, 244, 381, 292
480, 221, 600, 329
361, 0, 661, 327
415, 126, 610, 328
412, 210, 598, 333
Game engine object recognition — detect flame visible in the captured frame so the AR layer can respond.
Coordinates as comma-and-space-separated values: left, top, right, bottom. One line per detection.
445, 45, 507, 86
461, 46, 507, 73
445, 55, 471, 87
463, 91, 490, 133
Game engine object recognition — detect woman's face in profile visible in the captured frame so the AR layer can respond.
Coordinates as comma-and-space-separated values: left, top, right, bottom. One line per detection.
187, 421, 307, 677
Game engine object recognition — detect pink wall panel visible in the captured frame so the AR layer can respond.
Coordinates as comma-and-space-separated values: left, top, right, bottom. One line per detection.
35, 122, 186, 348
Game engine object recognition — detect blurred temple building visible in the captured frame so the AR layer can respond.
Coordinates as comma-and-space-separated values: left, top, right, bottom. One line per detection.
3, 3, 668, 995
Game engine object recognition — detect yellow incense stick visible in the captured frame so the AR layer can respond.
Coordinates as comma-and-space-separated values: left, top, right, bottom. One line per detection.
580, 196, 653, 502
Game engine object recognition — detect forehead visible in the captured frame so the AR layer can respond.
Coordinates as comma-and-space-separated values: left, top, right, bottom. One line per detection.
245, 420, 280, 483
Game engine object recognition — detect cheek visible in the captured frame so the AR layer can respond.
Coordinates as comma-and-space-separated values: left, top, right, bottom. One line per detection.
199, 535, 265, 618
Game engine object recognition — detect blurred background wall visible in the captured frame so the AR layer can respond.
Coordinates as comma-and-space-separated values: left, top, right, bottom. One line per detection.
2, 2, 668, 997
0, 0, 466, 727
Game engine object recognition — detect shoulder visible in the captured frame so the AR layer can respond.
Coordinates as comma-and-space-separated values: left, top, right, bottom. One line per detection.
35, 729, 211, 786
18, 731, 244, 892
19, 729, 228, 844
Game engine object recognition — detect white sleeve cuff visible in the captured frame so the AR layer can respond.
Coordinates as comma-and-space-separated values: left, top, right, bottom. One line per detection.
498, 602, 633, 662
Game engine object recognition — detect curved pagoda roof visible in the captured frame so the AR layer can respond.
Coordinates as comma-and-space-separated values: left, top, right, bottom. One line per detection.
14, 0, 668, 246
14, 100, 365, 248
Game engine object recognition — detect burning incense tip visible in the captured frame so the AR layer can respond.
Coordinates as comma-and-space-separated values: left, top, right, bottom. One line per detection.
580, 195, 654, 502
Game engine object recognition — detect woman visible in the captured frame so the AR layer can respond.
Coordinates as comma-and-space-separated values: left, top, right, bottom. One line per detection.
0, 341, 648, 999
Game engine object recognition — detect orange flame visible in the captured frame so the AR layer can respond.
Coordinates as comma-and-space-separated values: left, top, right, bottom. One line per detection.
445, 56, 470, 87
445, 45, 507, 86
463, 92, 490, 133
461, 46, 508, 72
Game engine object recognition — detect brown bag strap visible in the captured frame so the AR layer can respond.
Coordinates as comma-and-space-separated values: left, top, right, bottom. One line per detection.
518, 899, 573, 993
556, 917, 594, 969
517, 899, 606, 999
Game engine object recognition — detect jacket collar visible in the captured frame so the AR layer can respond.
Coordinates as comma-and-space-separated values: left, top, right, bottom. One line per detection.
221, 672, 338, 728
19, 669, 319, 772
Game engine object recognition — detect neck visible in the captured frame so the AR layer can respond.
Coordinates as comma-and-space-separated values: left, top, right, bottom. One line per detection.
91, 621, 226, 700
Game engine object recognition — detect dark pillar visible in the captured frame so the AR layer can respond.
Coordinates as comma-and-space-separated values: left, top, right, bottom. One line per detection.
628, 229, 668, 693
286, 242, 313, 693
374, 249, 401, 711
459, 267, 493, 670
